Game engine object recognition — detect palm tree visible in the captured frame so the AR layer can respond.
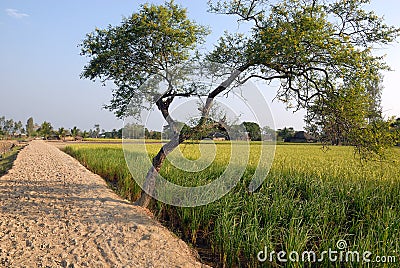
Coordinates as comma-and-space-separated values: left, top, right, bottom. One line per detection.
57, 127, 67, 141
70, 126, 80, 138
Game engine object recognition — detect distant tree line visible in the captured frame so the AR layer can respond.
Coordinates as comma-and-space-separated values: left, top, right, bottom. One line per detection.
161, 121, 279, 142
0, 116, 24, 139
2, 115, 398, 145
0, 116, 116, 141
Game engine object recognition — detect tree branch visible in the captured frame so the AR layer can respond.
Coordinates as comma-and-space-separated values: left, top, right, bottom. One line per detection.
202, 63, 250, 118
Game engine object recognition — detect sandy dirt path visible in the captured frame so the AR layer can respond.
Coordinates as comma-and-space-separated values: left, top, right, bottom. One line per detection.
0, 140, 208, 268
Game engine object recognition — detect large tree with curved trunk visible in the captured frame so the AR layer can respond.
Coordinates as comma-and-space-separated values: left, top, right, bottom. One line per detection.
80, 0, 399, 207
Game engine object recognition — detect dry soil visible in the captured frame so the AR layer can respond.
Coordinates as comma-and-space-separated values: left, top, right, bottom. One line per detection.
0, 140, 208, 268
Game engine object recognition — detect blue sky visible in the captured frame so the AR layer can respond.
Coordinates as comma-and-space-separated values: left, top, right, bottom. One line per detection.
1, 0, 399, 131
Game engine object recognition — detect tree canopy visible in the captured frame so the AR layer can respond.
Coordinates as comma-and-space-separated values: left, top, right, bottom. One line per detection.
242, 121, 262, 141
26, 117, 34, 137
80, 0, 400, 207
80, 1, 209, 118
38, 121, 53, 140
208, 0, 397, 107
305, 67, 384, 146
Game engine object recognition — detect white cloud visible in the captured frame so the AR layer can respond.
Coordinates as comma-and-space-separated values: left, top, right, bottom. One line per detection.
5, 8, 29, 19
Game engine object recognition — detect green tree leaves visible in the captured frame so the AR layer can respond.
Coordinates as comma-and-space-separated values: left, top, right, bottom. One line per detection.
26, 117, 34, 137
209, 0, 399, 157
80, 0, 209, 118
209, 0, 399, 111
38, 121, 53, 140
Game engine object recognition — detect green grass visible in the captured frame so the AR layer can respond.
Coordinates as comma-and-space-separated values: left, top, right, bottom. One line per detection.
64, 143, 400, 267
0, 145, 22, 177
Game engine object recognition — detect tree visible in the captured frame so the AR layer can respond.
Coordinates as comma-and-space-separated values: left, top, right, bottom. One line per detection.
92, 124, 100, 138
144, 128, 150, 139
81, 0, 399, 207
117, 128, 123, 139
124, 123, 145, 139
149, 131, 162, 140
305, 67, 385, 145
352, 118, 400, 160
13, 121, 23, 136
227, 124, 246, 140
70, 126, 80, 138
242, 121, 261, 141
26, 117, 34, 137
39, 121, 53, 140
0, 117, 23, 138
262, 126, 276, 141
111, 129, 118, 139
58, 127, 68, 141
3, 119, 14, 139
81, 1, 210, 206
82, 130, 89, 139
0, 116, 5, 137
277, 127, 295, 142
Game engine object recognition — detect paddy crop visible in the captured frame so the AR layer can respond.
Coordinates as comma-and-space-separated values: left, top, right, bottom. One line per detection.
64, 143, 400, 267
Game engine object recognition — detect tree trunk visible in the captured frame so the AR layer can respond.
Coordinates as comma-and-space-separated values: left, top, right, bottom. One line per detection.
135, 65, 248, 208
134, 135, 181, 207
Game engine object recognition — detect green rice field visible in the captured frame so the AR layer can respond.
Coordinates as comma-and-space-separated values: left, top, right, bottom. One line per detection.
64, 142, 400, 267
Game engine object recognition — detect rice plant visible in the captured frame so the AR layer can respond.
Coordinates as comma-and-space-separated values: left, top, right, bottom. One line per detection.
64, 143, 400, 267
